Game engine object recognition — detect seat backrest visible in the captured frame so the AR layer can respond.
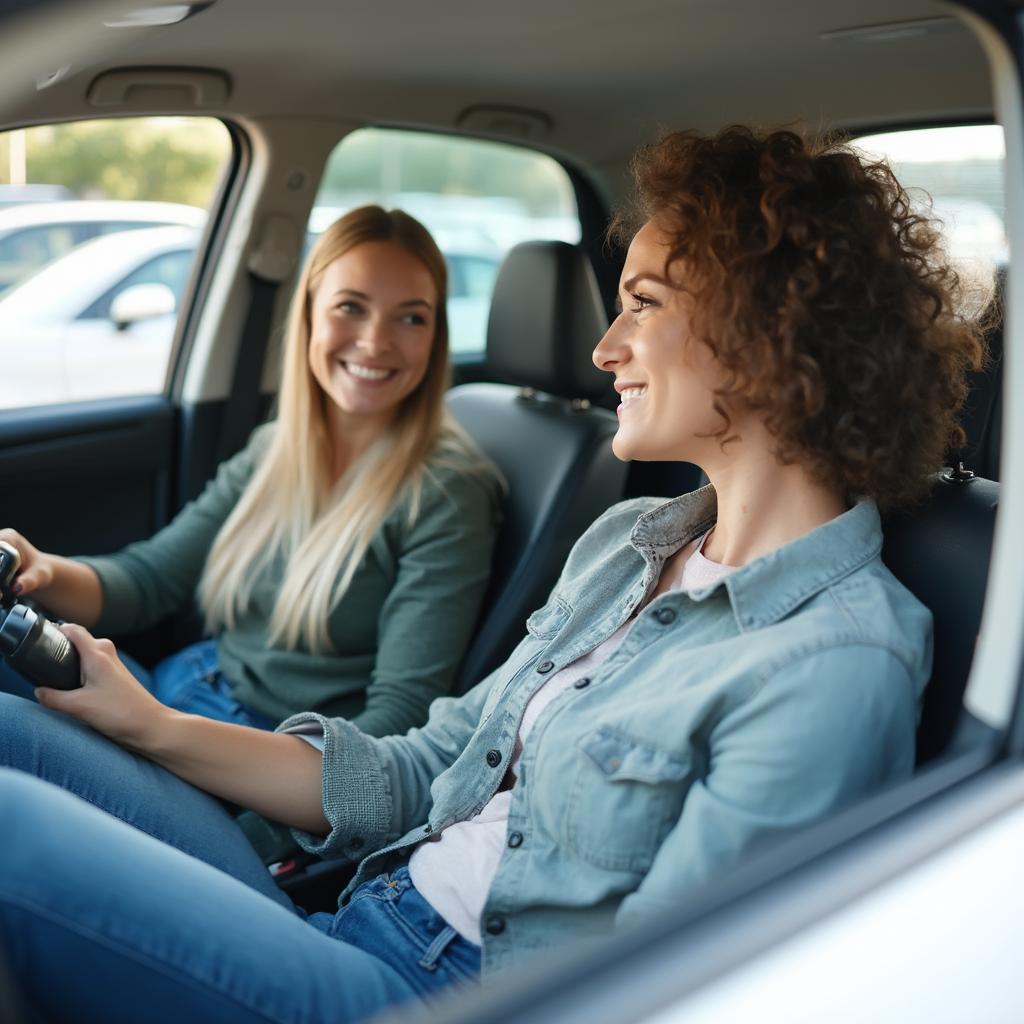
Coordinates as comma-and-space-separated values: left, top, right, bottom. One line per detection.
448, 240, 627, 692
881, 472, 999, 765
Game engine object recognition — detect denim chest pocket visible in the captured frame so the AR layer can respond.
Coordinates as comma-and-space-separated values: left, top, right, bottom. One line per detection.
566, 726, 692, 874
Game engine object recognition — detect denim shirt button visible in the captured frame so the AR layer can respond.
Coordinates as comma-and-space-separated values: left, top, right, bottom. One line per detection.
507, 831, 524, 848
349, 836, 363, 850
423, 824, 432, 835
485, 749, 503, 768
655, 607, 676, 625
537, 660, 555, 674
573, 676, 591, 690
484, 914, 506, 936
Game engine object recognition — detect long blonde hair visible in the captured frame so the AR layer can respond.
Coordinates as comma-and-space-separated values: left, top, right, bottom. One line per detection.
199, 205, 477, 653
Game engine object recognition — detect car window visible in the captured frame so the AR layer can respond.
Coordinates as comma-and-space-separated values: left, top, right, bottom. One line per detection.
0, 116, 230, 410
79, 248, 194, 321
851, 124, 1006, 294
308, 127, 581, 355
0, 223, 77, 265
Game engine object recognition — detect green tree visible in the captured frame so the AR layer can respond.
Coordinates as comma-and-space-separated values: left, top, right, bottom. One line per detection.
13, 117, 230, 207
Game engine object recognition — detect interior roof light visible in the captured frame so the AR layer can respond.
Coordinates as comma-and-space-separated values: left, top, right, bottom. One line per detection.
103, 3, 213, 29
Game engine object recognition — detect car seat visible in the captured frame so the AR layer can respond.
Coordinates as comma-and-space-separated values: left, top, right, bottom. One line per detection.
882, 470, 1000, 766
447, 239, 627, 693
277, 241, 626, 907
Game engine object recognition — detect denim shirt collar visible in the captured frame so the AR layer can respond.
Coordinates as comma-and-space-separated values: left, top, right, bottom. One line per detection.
630, 485, 883, 633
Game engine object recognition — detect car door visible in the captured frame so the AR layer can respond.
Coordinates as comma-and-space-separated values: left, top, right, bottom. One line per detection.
0, 117, 232, 559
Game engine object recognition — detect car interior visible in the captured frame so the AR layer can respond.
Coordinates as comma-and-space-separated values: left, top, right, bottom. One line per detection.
0, 0, 1021, 1020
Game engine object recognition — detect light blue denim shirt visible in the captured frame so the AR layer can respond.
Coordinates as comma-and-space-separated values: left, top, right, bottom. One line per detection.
279, 485, 931, 976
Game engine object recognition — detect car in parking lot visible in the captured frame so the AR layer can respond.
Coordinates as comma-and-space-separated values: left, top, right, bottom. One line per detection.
0, 216, 501, 410
0, 0, 1020, 1022
0, 225, 196, 408
0, 198, 205, 293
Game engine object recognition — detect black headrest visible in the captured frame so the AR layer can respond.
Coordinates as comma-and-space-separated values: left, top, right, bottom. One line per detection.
485, 241, 611, 402
881, 473, 998, 765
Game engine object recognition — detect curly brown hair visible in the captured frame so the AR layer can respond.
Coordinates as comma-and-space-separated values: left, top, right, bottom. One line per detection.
611, 125, 988, 512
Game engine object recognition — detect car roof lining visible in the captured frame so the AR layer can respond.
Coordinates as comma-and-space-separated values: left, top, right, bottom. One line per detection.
0, 0, 994, 189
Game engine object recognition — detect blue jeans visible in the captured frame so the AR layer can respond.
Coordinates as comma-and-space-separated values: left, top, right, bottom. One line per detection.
0, 696, 480, 1022
0, 638, 275, 729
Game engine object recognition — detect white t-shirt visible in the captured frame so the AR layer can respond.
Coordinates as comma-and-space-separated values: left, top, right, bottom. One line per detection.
409, 530, 735, 944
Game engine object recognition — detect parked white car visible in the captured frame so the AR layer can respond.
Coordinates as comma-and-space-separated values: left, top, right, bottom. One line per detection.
0, 199, 204, 293
0, 221, 501, 409
0, 224, 197, 408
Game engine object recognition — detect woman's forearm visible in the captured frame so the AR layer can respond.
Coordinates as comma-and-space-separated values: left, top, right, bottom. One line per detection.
39, 625, 330, 835
136, 712, 329, 834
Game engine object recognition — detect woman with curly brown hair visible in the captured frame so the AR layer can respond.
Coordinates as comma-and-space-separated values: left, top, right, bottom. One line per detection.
0, 127, 984, 1023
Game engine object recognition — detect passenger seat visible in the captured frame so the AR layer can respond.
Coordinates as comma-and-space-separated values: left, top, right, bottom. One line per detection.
447, 240, 627, 692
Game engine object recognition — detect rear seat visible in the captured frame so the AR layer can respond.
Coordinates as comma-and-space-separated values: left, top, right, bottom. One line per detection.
882, 471, 999, 765
883, 264, 1005, 766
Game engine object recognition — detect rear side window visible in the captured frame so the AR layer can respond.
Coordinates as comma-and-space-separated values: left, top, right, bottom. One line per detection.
0, 117, 231, 410
309, 128, 581, 356
852, 124, 1006, 289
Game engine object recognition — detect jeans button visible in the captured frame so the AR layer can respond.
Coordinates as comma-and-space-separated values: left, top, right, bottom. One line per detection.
486, 749, 502, 768
537, 660, 555, 674
573, 676, 591, 690
484, 914, 506, 936
507, 831, 523, 848
655, 607, 676, 625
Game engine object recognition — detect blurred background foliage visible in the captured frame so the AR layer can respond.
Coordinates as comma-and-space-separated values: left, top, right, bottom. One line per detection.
0, 117, 230, 206
0, 120, 576, 218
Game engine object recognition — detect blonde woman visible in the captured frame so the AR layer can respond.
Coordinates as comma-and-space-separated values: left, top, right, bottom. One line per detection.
0, 206, 503, 737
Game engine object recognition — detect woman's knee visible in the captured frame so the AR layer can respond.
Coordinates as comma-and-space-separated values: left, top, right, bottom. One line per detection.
0, 767, 59, 843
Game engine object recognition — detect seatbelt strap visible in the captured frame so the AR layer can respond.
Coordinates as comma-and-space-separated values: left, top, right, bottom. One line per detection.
216, 272, 278, 463
216, 213, 301, 463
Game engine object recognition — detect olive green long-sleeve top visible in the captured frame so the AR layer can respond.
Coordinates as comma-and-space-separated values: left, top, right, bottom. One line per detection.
77, 426, 504, 735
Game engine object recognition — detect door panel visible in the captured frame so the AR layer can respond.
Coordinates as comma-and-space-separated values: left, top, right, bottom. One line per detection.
0, 396, 175, 556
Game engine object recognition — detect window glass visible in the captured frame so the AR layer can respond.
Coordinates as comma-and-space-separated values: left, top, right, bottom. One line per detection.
852, 125, 1006, 294
80, 248, 194, 321
0, 117, 230, 410
309, 128, 581, 355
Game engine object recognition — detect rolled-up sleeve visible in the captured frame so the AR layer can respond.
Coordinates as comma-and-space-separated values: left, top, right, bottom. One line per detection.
277, 668, 498, 857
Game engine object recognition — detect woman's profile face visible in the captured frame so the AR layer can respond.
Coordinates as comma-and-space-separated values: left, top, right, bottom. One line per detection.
593, 219, 734, 464
307, 240, 437, 432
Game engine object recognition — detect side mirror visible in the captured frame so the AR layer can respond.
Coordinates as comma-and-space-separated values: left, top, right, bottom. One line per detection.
109, 283, 176, 331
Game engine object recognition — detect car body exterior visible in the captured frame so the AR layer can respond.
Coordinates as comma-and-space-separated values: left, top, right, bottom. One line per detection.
0, 183, 73, 209
0, 199, 205, 294
0, 225, 197, 408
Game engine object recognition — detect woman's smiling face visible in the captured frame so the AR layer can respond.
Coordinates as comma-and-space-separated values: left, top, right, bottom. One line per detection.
307, 240, 437, 434
592, 218, 738, 464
